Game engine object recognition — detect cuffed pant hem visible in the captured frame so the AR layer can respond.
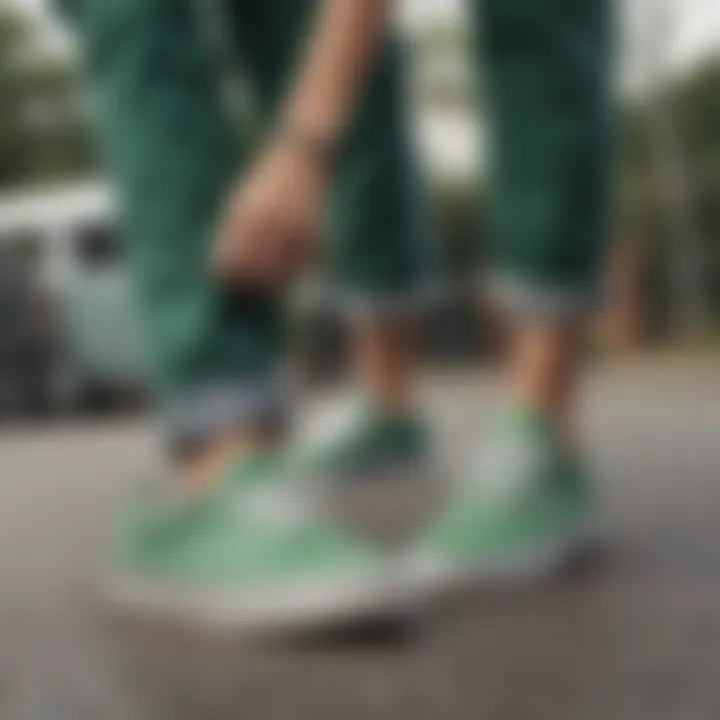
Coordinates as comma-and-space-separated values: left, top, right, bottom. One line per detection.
295, 280, 441, 323
483, 271, 605, 321
164, 376, 290, 457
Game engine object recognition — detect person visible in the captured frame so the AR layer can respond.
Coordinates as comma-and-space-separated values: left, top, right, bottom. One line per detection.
406, 0, 612, 594
59, 0, 431, 629
60, 0, 612, 629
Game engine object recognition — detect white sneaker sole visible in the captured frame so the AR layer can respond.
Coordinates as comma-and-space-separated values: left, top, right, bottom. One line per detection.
403, 520, 596, 602
103, 569, 411, 636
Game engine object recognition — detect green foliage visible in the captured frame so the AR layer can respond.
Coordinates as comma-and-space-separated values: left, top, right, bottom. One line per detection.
668, 58, 720, 182
432, 180, 484, 279
412, 21, 473, 60
0, 5, 97, 188
619, 56, 720, 327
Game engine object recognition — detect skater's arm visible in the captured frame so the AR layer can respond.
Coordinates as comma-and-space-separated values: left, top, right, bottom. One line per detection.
215, 0, 395, 286
281, 0, 395, 150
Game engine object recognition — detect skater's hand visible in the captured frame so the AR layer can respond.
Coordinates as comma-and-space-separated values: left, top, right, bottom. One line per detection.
214, 0, 392, 288
214, 138, 330, 288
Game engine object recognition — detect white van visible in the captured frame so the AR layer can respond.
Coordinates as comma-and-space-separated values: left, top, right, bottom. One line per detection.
0, 181, 148, 414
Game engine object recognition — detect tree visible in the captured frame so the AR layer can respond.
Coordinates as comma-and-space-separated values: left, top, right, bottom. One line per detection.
620, 54, 720, 334
0, 5, 96, 189
626, 0, 712, 336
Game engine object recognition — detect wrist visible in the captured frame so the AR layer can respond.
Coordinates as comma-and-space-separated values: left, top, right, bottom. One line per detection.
276, 122, 341, 171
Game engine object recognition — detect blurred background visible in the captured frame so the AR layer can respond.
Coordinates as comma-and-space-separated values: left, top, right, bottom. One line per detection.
1, 2, 719, 719
0, 0, 719, 417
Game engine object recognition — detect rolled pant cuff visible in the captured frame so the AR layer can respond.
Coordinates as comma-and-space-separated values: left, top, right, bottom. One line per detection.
164, 377, 289, 457
484, 271, 604, 320
303, 282, 440, 322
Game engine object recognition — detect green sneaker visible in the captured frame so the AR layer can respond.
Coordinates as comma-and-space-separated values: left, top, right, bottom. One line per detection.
293, 402, 438, 542
406, 408, 595, 596
106, 454, 404, 632
297, 402, 432, 484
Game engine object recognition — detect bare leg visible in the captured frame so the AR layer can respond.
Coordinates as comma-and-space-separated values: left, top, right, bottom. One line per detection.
178, 431, 271, 494
352, 316, 419, 416
507, 321, 586, 448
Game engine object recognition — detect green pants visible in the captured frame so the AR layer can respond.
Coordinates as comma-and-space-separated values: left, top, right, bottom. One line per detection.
475, 0, 613, 315
62, 0, 612, 447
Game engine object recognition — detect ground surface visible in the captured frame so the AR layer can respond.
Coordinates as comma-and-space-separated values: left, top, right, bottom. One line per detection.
1, 354, 719, 720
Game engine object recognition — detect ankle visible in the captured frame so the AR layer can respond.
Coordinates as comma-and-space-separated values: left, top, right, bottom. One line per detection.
361, 397, 422, 426
354, 317, 418, 421
177, 430, 272, 492
504, 400, 580, 458
507, 320, 585, 450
